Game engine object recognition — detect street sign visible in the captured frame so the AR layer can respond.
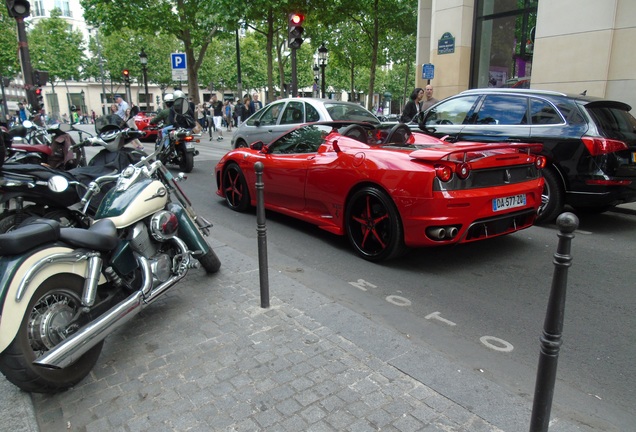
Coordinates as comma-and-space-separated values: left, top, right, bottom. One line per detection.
422, 63, 434, 80
171, 53, 187, 81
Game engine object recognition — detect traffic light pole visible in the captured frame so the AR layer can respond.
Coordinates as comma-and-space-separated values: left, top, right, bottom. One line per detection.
290, 49, 298, 98
12, 13, 38, 111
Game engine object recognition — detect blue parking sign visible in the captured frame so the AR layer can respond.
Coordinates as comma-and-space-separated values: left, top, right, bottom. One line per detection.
171, 53, 187, 70
422, 63, 434, 80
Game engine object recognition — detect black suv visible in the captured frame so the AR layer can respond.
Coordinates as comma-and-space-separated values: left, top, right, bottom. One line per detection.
412, 89, 636, 222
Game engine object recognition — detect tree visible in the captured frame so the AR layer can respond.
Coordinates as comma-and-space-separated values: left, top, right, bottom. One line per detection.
28, 9, 86, 83
81, 0, 235, 104
0, 7, 20, 78
314, 0, 417, 109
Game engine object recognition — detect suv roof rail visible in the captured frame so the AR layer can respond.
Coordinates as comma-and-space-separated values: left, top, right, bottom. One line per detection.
460, 88, 568, 97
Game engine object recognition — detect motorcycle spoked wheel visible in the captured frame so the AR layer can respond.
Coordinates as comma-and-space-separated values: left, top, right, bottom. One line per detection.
0, 274, 103, 393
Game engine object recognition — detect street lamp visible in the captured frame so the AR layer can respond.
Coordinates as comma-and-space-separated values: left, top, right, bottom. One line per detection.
139, 48, 149, 112
318, 43, 328, 99
313, 64, 320, 97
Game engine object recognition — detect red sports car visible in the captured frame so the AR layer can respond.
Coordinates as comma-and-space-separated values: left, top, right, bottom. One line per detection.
133, 111, 159, 142
214, 122, 546, 261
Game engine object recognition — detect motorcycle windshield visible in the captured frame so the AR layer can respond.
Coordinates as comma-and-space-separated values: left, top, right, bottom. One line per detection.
95, 115, 126, 134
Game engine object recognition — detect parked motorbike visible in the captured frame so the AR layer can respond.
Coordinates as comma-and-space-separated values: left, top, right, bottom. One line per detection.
0, 121, 221, 392
5, 121, 85, 169
0, 115, 146, 233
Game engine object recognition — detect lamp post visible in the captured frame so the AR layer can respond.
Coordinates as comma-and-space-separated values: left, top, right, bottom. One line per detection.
313, 64, 320, 97
139, 48, 149, 112
318, 43, 328, 99
80, 89, 85, 121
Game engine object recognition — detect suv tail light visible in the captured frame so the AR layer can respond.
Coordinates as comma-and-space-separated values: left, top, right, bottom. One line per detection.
581, 136, 628, 156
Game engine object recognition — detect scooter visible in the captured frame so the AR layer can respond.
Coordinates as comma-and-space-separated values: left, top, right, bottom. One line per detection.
0, 116, 146, 233
0, 102, 221, 392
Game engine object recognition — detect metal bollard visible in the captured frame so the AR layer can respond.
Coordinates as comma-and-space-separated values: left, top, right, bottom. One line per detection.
529, 212, 579, 432
254, 162, 270, 308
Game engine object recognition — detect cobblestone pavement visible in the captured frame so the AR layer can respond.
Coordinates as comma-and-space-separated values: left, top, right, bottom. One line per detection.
1, 209, 595, 432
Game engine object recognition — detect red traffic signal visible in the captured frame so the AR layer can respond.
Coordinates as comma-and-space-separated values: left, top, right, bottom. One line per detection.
288, 13, 305, 49
122, 69, 130, 77
289, 13, 304, 26
35, 88, 42, 96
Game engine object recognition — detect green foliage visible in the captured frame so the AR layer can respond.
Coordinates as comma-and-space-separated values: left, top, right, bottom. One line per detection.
0, 8, 21, 77
28, 9, 86, 83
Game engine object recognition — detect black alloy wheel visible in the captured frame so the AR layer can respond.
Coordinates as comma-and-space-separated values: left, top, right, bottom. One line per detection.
345, 186, 405, 262
222, 163, 251, 211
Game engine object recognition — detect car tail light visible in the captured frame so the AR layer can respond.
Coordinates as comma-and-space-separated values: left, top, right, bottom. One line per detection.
456, 162, 470, 180
582, 136, 628, 156
535, 156, 546, 169
435, 164, 453, 182
585, 179, 632, 186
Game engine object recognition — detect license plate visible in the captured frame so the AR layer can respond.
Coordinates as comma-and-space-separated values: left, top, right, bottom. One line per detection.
185, 141, 195, 149
492, 194, 526, 212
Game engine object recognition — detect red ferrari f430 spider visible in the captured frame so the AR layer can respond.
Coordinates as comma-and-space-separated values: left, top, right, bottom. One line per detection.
215, 122, 546, 262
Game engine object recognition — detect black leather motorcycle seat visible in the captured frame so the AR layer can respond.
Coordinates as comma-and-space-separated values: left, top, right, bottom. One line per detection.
60, 219, 118, 252
0, 219, 61, 256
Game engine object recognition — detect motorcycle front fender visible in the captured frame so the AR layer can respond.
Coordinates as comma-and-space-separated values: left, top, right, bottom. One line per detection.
0, 246, 106, 353
167, 203, 210, 255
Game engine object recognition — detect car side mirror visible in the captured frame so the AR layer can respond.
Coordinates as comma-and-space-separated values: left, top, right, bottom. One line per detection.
250, 141, 265, 152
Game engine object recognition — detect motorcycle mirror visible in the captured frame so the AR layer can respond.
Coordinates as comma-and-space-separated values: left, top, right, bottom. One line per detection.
22, 120, 33, 128
59, 123, 72, 132
48, 175, 70, 193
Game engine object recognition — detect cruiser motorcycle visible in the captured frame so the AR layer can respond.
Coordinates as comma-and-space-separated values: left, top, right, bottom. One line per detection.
0, 109, 221, 392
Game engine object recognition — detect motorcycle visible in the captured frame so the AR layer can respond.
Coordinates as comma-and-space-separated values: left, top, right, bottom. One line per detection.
5, 121, 85, 169
155, 101, 200, 173
0, 105, 221, 392
0, 115, 146, 233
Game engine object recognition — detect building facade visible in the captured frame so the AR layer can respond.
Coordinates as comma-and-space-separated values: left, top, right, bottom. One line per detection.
415, 0, 636, 111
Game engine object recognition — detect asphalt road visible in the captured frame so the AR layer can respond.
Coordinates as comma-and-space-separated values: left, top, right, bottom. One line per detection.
76, 124, 635, 430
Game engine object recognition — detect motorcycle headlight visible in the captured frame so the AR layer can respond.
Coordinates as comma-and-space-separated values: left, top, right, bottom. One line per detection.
150, 210, 179, 241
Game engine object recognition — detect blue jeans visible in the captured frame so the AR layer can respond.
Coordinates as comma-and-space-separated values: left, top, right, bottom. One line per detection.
157, 125, 174, 150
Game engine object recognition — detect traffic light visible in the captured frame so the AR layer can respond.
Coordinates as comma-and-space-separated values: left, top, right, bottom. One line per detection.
288, 13, 304, 49
122, 69, 130, 84
32, 70, 49, 86
34, 87, 44, 109
6, 0, 30, 18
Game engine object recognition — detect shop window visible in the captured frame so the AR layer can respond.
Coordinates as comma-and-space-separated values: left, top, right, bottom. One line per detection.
471, 0, 538, 89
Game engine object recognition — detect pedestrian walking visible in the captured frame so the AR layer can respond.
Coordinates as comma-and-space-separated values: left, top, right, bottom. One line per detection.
210, 94, 224, 141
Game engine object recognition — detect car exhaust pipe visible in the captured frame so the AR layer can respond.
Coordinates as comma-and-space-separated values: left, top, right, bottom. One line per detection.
445, 226, 458, 239
33, 240, 191, 370
426, 227, 446, 240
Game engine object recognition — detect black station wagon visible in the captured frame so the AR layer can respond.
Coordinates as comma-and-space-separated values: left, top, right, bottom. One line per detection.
412, 89, 636, 222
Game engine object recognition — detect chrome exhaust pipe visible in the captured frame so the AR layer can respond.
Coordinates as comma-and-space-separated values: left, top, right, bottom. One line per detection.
426, 227, 446, 240
446, 227, 459, 239
34, 239, 192, 370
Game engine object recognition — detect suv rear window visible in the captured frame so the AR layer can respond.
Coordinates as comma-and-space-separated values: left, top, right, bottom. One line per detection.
587, 106, 636, 139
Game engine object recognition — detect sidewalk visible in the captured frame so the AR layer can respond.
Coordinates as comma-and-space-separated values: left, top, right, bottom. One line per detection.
3, 235, 590, 431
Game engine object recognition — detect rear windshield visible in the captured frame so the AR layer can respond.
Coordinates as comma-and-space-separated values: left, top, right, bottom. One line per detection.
587, 106, 636, 141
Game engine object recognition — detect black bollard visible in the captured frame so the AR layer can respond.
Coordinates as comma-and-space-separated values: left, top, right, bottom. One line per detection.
254, 162, 270, 308
529, 212, 579, 432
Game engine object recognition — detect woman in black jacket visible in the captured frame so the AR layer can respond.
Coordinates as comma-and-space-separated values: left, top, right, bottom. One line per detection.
400, 87, 424, 123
